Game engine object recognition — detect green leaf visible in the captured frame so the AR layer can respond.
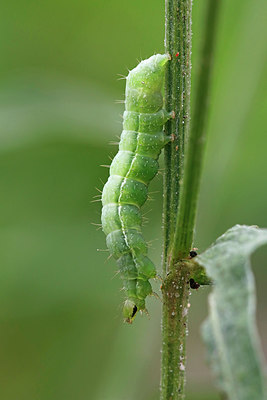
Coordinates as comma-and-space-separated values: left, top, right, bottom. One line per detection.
197, 225, 267, 400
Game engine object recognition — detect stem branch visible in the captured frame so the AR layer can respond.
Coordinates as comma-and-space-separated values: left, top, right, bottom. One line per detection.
172, 0, 221, 261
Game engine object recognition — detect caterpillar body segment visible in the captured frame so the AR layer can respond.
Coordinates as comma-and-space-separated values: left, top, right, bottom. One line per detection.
101, 54, 173, 323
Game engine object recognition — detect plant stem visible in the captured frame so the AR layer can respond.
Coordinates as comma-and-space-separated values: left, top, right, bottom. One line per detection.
161, 264, 190, 400
161, 1, 192, 399
171, 0, 222, 261
162, 0, 192, 277
161, 1, 221, 399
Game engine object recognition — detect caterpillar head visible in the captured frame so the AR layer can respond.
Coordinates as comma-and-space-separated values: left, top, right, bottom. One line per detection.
126, 54, 170, 113
123, 300, 138, 324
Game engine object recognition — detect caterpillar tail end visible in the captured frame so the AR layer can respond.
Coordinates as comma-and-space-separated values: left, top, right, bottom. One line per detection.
123, 298, 148, 324
123, 300, 138, 324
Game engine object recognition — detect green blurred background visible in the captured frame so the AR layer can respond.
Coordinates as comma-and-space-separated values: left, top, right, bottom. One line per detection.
0, 0, 266, 399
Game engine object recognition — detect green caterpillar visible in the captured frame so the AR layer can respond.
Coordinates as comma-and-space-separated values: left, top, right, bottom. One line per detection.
101, 54, 173, 323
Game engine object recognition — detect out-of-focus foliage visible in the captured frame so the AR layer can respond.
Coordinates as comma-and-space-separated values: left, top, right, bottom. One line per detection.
198, 225, 267, 400
0, 0, 266, 399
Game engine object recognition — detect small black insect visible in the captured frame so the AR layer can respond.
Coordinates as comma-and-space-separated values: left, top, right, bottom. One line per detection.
189, 250, 198, 258
189, 278, 200, 290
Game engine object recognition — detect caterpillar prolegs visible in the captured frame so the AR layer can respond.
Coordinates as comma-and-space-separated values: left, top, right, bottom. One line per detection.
101, 54, 173, 323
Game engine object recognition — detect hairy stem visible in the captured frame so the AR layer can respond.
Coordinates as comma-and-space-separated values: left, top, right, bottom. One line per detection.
161, 0, 192, 399
161, 0, 221, 399
161, 265, 190, 400
162, 0, 192, 277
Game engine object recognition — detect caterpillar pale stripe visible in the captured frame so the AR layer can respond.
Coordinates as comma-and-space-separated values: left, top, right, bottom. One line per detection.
101, 54, 173, 323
